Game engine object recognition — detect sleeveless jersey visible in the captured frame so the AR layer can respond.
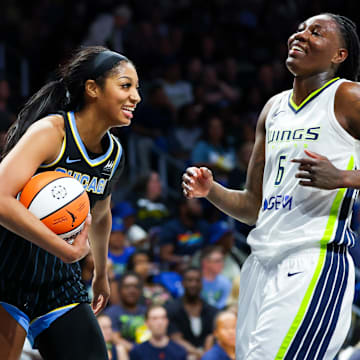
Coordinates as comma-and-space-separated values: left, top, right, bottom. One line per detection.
247, 78, 360, 266
0, 111, 124, 319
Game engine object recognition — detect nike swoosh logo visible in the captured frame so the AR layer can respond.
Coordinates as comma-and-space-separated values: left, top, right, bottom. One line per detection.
273, 110, 286, 118
288, 271, 303, 277
66, 156, 81, 164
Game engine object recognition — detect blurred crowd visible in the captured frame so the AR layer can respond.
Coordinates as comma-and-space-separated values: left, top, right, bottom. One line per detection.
2, 0, 360, 359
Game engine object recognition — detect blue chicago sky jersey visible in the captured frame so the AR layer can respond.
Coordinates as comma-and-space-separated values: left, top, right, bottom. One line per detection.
38, 111, 124, 208
0, 110, 125, 319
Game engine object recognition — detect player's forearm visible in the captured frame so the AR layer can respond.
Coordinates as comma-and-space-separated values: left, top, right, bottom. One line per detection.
206, 181, 260, 225
89, 211, 111, 277
0, 195, 73, 260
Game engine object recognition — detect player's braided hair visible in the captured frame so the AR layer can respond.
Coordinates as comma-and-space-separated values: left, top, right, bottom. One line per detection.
2, 46, 130, 158
325, 13, 360, 81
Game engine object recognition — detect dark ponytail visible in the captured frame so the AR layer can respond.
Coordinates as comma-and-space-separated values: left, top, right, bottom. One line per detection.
2, 80, 69, 158
2, 46, 130, 159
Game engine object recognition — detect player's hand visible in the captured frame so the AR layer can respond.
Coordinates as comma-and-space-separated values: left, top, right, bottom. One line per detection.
291, 149, 343, 189
62, 214, 91, 263
91, 274, 110, 315
182, 166, 214, 198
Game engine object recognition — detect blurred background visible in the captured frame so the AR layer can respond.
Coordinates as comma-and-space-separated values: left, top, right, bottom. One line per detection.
2, 1, 360, 359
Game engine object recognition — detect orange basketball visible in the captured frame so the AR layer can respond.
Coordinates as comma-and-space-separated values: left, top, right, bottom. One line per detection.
19, 171, 90, 242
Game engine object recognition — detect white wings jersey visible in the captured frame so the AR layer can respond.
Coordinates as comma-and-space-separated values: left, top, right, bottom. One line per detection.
247, 78, 360, 265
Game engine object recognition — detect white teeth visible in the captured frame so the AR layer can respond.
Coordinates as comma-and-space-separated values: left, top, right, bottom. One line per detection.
292, 45, 304, 52
122, 107, 134, 112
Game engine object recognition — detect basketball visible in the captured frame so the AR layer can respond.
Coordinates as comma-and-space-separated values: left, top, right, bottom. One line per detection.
19, 171, 90, 242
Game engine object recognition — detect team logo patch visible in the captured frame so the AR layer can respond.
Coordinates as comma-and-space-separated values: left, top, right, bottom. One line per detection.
102, 160, 114, 174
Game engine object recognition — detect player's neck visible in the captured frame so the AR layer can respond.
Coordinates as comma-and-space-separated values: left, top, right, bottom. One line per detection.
292, 72, 336, 106
74, 108, 109, 153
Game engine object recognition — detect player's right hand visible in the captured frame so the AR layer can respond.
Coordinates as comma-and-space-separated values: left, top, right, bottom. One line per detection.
62, 214, 91, 263
182, 166, 213, 198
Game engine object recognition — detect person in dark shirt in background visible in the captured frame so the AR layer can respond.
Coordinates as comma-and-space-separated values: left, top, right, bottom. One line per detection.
165, 267, 218, 359
159, 198, 209, 272
130, 304, 187, 360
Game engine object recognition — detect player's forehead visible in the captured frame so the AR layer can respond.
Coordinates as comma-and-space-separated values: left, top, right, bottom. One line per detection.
299, 14, 338, 32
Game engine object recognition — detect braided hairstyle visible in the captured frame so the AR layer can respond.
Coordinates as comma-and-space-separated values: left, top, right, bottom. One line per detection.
2, 46, 131, 158
325, 13, 360, 81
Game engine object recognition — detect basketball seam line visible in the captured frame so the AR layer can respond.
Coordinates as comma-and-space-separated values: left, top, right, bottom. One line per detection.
39, 190, 86, 228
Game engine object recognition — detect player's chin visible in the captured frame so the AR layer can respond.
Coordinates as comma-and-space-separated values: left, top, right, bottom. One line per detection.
117, 114, 132, 127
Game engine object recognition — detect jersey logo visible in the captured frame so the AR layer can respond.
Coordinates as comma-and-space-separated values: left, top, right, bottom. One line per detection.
288, 271, 303, 277
102, 160, 114, 174
272, 110, 286, 118
263, 195, 292, 211
66, 156, 81, 164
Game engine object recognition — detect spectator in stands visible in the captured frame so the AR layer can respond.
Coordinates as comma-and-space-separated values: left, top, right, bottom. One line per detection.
108, 215, 135, 279
131, 82, 175, 175
201, 311, 236, 360
127, 250, 171, 306
104, 272, 148, 352
112, 201, 148, 250
97, 313, 129, 360
191, 115, 236, 184
161, 60, 194, 110
165, 267, 218, 359
200, 246, 232, 309
171, 103, 203, 162
185, 57, 204, 87
130, 171, 171, 232
201, 65, 240, 109
192, 220, 245, 282
159, 198, 210, 272
227, 140, 254, 191
83, 4, 133, 53
129, 305, 187, 360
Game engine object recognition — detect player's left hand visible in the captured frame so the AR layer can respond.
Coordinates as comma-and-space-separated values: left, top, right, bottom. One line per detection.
91, 274, 110, 315
291, 149, 343, 190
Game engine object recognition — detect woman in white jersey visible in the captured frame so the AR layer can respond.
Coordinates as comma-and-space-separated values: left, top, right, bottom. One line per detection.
182, 13, 360, 360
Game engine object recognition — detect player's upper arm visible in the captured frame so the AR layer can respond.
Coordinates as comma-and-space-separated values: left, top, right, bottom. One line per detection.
335, 81, 360, 139
0, 115, 64, 197
244, 95, 278, 208
91, 195, 112, 225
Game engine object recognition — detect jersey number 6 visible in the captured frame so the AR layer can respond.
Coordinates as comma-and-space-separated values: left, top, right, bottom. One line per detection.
275, 155, 286, 186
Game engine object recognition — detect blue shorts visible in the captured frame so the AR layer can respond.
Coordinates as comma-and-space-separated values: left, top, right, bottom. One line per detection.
0, 301, 79, 347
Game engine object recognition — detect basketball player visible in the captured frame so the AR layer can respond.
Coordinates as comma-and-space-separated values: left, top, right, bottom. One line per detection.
0, 47, 141, 359
182, 13, 360, 360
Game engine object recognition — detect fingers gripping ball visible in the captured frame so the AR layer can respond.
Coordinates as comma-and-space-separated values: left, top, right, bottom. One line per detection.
19, 171, 90, 243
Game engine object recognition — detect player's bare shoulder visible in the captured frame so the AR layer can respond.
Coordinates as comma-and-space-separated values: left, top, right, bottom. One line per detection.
335, 81, 360, 139
33, 114, 65, 136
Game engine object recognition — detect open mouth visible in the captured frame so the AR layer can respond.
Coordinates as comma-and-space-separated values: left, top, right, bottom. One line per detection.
122, 106, 135, 119
289, 45, 306, 55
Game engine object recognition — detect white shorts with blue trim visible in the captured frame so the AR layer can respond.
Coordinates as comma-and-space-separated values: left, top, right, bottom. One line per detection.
0, 302, 79, 347
236, 243, 354, 360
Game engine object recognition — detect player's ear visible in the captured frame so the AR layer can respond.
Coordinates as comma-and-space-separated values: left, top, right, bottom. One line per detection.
84, 79, 99, 99
332, 48, 348, 65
